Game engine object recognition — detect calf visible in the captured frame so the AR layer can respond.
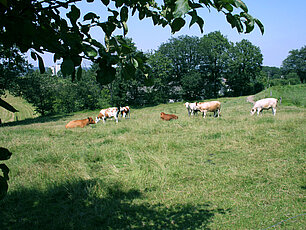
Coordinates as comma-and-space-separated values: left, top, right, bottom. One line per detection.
184, 102, 199, 116
96, 107, 120, 123
196, 101, 221, 118
65, 117, 95, 128
251, 98, 278, 116
160, 112, 178, 121
120, 106, 130, 118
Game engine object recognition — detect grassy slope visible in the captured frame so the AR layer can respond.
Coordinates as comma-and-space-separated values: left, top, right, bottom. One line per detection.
0, 85, 305, 229
0, 93, 39, 123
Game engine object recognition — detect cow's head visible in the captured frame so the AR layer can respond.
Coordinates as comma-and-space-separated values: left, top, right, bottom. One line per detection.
184, 102, 189, 108
95, 117, 101, 123
88, 117, 95, 124
250, 108, 256, 116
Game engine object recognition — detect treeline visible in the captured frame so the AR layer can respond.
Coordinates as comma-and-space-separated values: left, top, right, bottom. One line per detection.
10, 32, 303, 116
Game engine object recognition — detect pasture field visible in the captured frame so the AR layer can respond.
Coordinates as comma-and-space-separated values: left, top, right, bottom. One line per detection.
0, 87, 305, 229
0, 93, 39, 123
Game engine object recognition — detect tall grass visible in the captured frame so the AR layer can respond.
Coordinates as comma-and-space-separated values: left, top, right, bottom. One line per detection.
0, 87, 305, 229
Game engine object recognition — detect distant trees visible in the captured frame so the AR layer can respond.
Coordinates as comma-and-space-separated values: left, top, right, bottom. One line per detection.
147, 32, 264, 101
0, 45, 30, 111
226, 39, 263, 96
282, 46, 306, 83
13, 68, 110, 115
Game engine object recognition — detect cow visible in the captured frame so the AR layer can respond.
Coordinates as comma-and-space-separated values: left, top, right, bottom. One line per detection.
196, 101, 221, 118
95, 107, 120, 123
251, 98, 278, 116
160, 112, 178, 121
184, 102, 199, 116
120, 106, 130, 119
65, 117, 95, 128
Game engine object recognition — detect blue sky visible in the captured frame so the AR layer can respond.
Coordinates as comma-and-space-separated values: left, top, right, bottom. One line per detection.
28, 0, 306, 68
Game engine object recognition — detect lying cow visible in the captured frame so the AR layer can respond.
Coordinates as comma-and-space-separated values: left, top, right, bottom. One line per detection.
251, 98, 278, 116
120, 106, 130, 118
184, 102, 199, 116
196, 101, 221, 118
160, 112, 178, 121
65, 117, 95, 128
96, 107, 120, 123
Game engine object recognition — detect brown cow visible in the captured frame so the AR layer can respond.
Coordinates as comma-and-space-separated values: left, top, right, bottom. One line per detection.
65, 117, 95, 128
196, 101, 221, 118
160, 112, 178, 121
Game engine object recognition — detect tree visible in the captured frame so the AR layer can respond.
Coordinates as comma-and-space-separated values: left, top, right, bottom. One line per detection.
199, 31, 231, 98
157, 35, 201, 100
226, 39, 263, 96
0, 44, 30, 112
15, 70, 57, 116
147, 51, 175, 104
281, 46, 306, 83
1, 0, 264, 84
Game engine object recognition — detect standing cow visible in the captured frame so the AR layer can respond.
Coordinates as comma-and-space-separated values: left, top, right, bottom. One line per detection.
196, 101, 221, 118
250, 98, 278, 116
184, 102, 199, 116
96, 107, 120, 123
120, 106, 130, 119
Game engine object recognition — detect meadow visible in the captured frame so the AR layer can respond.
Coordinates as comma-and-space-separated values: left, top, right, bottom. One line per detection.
0, 85, 305, 229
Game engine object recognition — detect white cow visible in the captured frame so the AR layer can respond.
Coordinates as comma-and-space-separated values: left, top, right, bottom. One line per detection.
196, 101, 221, 118
251, 98, 278, 116
96, 107, 120, 123
120, 106, 130, 118
184, 102, 199, 116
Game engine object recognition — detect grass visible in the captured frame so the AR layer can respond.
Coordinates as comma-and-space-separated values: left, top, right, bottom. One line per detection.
0, 86, 305, 229
0, 92, 39, 123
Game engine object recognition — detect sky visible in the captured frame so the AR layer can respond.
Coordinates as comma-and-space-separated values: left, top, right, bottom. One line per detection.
27, 0, 306, 68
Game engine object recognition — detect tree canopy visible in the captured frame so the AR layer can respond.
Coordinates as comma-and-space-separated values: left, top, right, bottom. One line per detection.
1, 0, 264, 84
282, 46, 306, 83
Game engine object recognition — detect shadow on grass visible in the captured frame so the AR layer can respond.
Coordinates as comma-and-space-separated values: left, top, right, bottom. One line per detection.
0, 179, 228, 229
1, 114, 72, 127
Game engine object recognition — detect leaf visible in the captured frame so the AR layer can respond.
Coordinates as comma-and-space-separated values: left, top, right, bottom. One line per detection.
61, 58, 75, 77
30, 51, 37, 61
120, 6, 128, 22
83, 45, 98, 57
84, 12, 99, 22
101, 0, 109, 6
235, 0, 248, 12
0, 98, 18, 112
139, 9, 145, 20
96, 65, 116, 85
121, 63, 136, 80
115, 0, 124, 8
171, 18, 186, 33
174, 0, 191, 18
122, 21, 128, 36
53, 53, 62, 63
196, 16, 204, 33
0, 147, 12, 160
254, 18, 264, 35
67, 5, 80, 24
37, 54, 45, 74
100, 22, 116, 37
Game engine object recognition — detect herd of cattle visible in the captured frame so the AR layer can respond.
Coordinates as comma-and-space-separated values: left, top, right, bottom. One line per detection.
65, 98, 279, 128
